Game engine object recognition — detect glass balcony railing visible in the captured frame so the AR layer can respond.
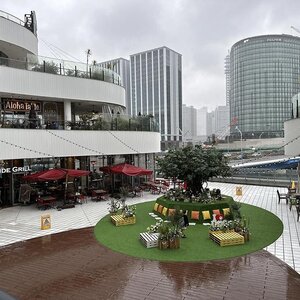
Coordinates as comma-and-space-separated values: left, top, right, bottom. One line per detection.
0, 10, 25, 26
0, 113, 160, 132
0, 54, 122, 86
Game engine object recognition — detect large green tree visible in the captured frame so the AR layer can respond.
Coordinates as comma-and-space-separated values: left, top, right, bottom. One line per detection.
156, 145, 231, 194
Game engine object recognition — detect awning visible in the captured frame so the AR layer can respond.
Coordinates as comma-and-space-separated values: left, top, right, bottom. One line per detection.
23, 168, 90, 181
100, 163, 152, 176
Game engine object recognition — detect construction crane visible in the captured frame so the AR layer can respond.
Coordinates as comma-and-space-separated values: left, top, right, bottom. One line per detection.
291, 26, 300, 35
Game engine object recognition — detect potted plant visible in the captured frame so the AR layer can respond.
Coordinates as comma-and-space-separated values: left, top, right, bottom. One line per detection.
107, 198, 120, 215
158, 223, 170, 249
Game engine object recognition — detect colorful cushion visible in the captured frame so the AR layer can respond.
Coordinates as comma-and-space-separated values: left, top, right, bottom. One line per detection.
213, 209, 220, 215
202, 210, 211, 220
158, 205, 163, 214
153, 203, 159, 212
191, 211, 200, 220
222, 208, 230, 216
168, 208, 175, 216
162, 207, 168, 216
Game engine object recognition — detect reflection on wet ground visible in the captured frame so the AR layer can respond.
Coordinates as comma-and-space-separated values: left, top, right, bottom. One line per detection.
0, 227, 300, 299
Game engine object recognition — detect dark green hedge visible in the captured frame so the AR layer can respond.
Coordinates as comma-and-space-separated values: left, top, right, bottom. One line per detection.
154, 196, 235, 223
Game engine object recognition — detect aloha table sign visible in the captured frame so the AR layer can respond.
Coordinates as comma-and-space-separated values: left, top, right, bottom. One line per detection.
2, 99, 41, 112
0, 166, 32, 174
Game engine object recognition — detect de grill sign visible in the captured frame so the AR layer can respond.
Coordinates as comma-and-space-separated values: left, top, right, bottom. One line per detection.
0, 166, 32, 174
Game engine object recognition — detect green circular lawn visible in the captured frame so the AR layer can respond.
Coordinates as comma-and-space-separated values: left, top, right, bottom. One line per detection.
94, 201, 283, 262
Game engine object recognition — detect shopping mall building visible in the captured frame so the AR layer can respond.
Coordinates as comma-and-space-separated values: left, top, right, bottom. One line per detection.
0, 10, 161, 206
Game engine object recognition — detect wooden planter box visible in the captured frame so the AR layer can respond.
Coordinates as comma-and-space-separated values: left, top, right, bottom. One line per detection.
210, 231, 244, 247
139, 232, 160, 248
110, 214, 136, 226
158, 238, 180, 250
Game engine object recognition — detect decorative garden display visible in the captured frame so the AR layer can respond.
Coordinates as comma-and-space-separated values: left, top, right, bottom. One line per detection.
111, 214, 136, 226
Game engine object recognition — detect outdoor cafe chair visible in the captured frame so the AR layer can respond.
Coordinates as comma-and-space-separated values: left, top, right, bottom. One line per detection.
277, 189, 289, 204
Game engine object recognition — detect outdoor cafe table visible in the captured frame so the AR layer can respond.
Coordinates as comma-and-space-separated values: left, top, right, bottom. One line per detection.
91, 189, 108, 201
37, 195, 56, 209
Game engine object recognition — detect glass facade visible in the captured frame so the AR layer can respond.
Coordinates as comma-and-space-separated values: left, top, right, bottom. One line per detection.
230, 35, 300, 139
130, 47, 182, 148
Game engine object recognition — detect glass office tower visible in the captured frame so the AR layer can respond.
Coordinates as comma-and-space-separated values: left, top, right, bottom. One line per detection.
229, 34, 300, 139
130, 47, 182, 150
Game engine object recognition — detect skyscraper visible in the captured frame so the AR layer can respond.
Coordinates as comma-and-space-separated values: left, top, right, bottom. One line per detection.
229, 34, 300, 139
130, 46, 182, 150
224, 53, 230, 107
182, 104, 197, 144
97, 58, 130, 113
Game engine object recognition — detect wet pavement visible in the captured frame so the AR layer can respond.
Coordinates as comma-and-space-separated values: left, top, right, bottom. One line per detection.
0, 227, 300, 300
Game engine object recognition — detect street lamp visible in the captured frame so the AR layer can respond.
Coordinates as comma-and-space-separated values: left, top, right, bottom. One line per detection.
86, 49, 91, 76
235, 126, 243, 158
259, 132, 264, 139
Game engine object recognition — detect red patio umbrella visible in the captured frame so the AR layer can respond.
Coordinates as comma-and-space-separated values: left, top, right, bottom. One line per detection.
100, 163, 152, 176
23, 168, 90, 181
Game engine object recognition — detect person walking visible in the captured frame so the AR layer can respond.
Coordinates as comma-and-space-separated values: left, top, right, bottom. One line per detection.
180, 210, 189, 238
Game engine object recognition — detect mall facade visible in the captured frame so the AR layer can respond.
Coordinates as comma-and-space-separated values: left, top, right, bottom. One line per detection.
0, 11, 160, 206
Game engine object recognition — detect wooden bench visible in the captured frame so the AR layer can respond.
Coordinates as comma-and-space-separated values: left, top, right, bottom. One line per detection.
139, 232, 160, 248
110, 214, 136, 226
209, 231, 244, 247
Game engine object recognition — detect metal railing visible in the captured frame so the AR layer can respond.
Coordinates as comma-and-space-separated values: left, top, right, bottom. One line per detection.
0, 10, 25, 26
0, 55, 122, 86
0, 114, 160, 132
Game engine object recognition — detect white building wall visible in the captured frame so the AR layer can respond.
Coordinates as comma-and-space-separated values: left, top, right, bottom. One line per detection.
0, 129, 161, 160
284, 118, 300, 156
0, 67, 125, 106
0, 17, 38, 58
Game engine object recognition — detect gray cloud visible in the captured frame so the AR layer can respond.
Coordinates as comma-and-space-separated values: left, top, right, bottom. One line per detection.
2, 0, 300, 110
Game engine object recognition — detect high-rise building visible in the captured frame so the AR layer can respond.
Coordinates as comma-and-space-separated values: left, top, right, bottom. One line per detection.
182, 104, 197, 144
214, 106, 230, 139
196, 107, 207, 142
206, 106, 229, 141
224, 53, 230, 107
229, 34, 300, 139
130, 46, 182, 150
97, 58, 130, 113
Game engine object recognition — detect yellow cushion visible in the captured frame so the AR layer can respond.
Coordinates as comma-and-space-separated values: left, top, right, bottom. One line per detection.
191, 211, 199, 220
202, 210, 211, 220
168, 208, 175, 216
222, 208, 230, 216
213, 209, 220, 215
162, 207, 168, 216
153, 203, 159, 212
158, 205, 163, 214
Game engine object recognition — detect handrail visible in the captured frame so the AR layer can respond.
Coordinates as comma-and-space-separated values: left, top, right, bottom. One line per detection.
0, 55, 122, 86
0, 10, 25, 26
0, 114, 160, 133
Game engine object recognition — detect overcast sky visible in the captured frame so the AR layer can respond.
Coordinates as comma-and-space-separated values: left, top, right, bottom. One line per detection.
2, 0, 300, 111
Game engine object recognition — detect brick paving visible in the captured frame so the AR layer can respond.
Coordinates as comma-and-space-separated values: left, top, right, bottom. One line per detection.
0, 227, 300, 300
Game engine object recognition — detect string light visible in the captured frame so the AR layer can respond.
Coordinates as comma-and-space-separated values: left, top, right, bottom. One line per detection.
0, 139, 54, 158
45, 129, 140, 155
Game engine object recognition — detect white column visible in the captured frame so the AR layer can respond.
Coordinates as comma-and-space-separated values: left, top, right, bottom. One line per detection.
64, 100, 72, 129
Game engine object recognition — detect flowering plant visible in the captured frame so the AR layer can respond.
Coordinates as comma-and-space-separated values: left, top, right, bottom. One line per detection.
107, 198, 120, 214
147, 220, 163, 233
122, 204, 136, 218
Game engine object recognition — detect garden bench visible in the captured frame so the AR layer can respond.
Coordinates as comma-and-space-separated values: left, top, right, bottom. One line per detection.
139, 232, 160, 248
209, 231, 244, 247
110, 214, 136, 226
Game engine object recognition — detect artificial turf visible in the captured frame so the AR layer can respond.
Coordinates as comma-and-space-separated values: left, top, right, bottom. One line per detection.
94, 201, 283, 262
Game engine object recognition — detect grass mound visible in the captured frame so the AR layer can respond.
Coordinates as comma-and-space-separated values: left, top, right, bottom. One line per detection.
94, 201, 283, 262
